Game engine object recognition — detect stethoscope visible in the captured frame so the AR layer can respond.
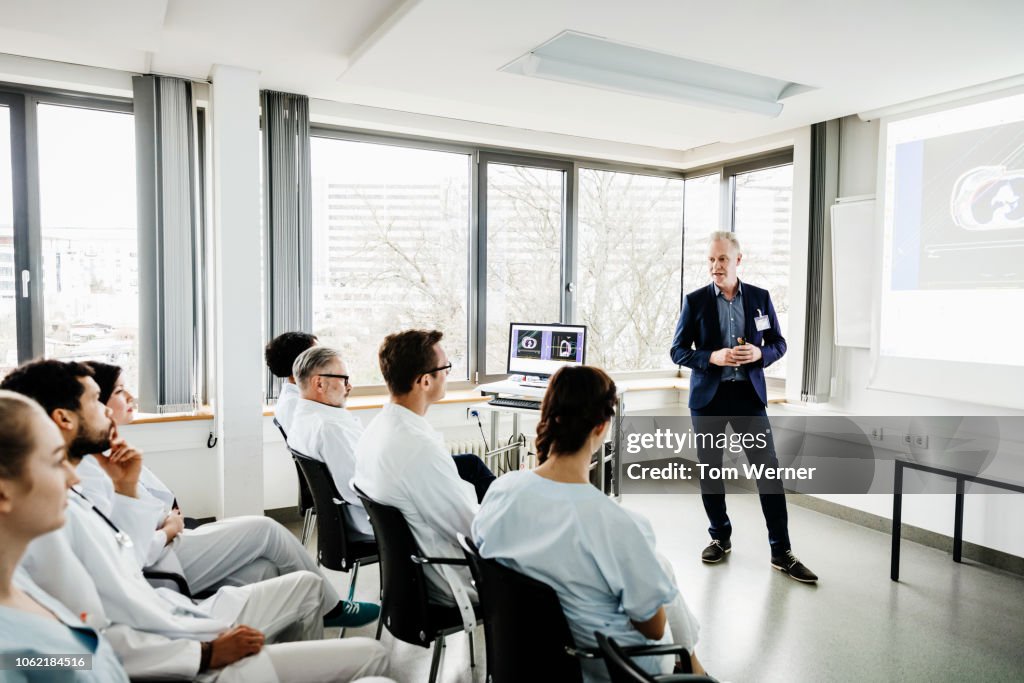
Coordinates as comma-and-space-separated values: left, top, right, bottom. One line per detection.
70, 488, 134, 548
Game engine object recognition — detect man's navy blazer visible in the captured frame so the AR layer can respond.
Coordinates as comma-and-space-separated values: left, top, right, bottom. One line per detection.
670, 281, 786, 409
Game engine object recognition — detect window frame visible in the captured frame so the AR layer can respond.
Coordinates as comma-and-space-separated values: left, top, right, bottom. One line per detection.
301, 125, 795, 390
308, 125, 695, 388
0, 83, 134, 365
476, 151, 575, 384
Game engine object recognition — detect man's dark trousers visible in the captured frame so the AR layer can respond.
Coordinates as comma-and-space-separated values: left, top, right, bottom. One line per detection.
690, 380, 790, 554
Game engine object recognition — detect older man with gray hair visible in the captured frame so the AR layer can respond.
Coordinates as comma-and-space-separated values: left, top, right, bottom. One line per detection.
286, 347, 374, 541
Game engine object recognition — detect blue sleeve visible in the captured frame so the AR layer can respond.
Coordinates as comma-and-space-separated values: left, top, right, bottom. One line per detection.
594, 510, 676, 622
670, 295, 712, 370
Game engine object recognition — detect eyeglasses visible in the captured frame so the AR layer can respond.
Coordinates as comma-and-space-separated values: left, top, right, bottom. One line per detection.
421, 362, 452, 376
318, 374, 351, 385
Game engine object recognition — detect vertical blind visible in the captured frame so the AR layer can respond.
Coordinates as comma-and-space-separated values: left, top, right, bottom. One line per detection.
261, 91, 312, 400
800, 120, 839, 403
133, 75, 201, 412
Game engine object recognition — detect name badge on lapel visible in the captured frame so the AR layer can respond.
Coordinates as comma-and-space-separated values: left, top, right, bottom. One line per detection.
754, 308, 770, 332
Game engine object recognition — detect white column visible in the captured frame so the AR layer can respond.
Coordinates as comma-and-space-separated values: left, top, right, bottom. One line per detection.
209, 64, 263, 517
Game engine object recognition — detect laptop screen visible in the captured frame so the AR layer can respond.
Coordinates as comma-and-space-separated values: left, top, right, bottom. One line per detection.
507, 322, 587, 378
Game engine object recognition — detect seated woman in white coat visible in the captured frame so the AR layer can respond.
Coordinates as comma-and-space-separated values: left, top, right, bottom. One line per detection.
78, 360, 378, 628
2, 359, 391, 683
472, 366, 708, 682
0, 390, 129, 683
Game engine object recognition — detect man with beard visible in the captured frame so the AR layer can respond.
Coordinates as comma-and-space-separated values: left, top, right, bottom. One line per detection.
1, 359, 392, 682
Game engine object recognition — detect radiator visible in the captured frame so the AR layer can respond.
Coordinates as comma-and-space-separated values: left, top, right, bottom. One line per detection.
448, 438, 537, 473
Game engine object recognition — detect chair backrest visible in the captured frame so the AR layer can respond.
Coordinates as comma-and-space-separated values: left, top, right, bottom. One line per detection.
355, 486, 435, 648
275, 418, 314, 515
290, 448, 369, 572
459, 535, 583, 683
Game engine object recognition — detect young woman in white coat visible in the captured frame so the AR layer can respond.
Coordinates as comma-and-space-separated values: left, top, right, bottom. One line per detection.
0, 390, 130, 682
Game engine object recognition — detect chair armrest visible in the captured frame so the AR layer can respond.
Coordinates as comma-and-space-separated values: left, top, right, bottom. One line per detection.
564, 643, 689, 662
144, 570, 193, 599
410, 554, 470, 566
622, 644, 690, 658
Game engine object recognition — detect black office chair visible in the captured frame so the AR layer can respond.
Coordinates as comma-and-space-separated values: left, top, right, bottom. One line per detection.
458, 534, 694, 683
355, 486, 477, 683
274, 417, 315, 545
595, 632, 716, 683
288, 447, 378, 636
458, 533, 585, 682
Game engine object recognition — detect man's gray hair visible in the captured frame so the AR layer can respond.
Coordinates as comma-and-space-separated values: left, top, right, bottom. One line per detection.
293, 346, 341, 390
709, 230, 741, 253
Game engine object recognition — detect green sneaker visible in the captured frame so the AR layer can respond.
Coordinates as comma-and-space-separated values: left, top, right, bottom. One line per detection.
324, 600, 380, 628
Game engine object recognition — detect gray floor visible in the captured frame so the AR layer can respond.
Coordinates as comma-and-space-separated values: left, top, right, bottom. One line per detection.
306, 492, 1024, 683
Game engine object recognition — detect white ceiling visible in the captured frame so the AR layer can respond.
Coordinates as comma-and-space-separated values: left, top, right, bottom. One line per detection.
1, 0, 1023, 151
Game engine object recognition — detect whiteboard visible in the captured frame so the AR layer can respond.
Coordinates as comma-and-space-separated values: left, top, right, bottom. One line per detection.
830, 197, 876, 348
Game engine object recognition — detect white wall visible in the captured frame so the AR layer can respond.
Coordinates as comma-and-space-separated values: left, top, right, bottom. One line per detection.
816, 115, 1024, 558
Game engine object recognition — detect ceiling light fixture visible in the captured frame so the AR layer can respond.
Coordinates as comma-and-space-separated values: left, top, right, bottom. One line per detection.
502, 31, 813, 118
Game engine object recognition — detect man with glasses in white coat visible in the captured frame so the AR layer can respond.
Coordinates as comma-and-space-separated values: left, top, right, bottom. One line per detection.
287, 346, 374, 542
354, 329, 493, 633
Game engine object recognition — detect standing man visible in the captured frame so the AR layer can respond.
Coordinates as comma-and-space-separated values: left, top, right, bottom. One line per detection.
670, 231, 817, 583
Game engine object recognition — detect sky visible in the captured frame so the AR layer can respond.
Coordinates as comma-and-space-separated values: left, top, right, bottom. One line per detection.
0, 103, 137, 231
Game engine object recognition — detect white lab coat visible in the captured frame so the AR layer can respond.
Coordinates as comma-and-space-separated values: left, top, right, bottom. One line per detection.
287, 398, 374, 539
77, 458, 339, 607
275, 382, 301, 434
21, 493, 240, 679
77, 456, 179, 571
18, 493, 378, 682
353, 402, 478, 630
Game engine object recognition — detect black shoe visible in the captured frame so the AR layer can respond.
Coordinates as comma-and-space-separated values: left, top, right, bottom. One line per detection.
701, 539, 732, 563
771, 550, 818, 583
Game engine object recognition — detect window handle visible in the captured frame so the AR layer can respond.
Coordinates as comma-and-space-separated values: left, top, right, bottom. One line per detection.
20, 269, 30, 298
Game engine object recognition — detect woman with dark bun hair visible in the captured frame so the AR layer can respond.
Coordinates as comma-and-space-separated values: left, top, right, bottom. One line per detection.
472, 366, 705, 682
0, 390, 130, 682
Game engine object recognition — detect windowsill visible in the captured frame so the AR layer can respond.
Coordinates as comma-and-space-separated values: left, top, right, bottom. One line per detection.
132, 411, 214, 425
130, 380, 784, 425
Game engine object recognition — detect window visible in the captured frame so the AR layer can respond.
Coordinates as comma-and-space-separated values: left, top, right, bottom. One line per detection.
682, 173, 721, 295
577, 168, 683, 370
299, 127, 794, 387
482, 160, 567, 376
310, 137, 471, 386
732, 164, 793, 379
0, 105, 14, 375
36, 104, 140, 384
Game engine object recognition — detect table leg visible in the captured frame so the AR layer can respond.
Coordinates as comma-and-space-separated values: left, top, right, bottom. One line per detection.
512, 412, 520, 470
489, 409, 499, 470
891, 460, 903, 581
953, 478, 965, 563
